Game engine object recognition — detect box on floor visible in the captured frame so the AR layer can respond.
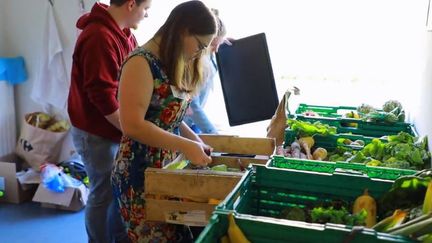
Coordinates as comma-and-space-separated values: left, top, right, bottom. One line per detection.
0, 153, 37, 204
0, 153, 89, 211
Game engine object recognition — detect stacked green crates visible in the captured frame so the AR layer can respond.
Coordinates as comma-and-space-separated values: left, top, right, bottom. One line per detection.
200, 165, 414, 243
284, 128, 381, 151
281, 128, 419, 180
293, 103, 417, 137
269, 156, 416, 181
196, 213, 413, 243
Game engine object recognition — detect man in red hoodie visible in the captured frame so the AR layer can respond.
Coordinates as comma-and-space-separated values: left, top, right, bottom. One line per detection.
68, 1, 151, 242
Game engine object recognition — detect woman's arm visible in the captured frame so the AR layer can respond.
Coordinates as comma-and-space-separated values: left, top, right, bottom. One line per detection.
118, 56, 211, 166
179, 121, 203, 143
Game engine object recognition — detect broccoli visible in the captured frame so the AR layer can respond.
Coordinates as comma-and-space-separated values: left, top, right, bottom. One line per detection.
383, 100, 405, 122
357, 104, 376, 114
383, 100, 403, 114
381, 160, 411, 169
311, 206, 366, 226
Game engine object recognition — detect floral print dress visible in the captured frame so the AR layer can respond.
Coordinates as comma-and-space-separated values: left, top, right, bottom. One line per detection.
111, 47, 192, 242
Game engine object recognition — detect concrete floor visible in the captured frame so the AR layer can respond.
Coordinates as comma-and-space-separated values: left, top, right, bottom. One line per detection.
0, 202, 86, 243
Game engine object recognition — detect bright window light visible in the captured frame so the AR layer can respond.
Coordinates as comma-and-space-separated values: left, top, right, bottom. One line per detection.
99, 0, 429, 137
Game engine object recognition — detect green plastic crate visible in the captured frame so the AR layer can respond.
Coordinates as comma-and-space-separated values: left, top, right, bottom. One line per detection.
269, 156, 417, 181
284, 128, 383, 151
196, 212, 414, 243
283, 129, 419, 180
293, 103, 417, 137
217, 165, 393, 216
212, 165, 415, 242
295, 103, 358, 118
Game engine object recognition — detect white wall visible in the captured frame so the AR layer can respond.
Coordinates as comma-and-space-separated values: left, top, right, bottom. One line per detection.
0, 1, 7, 55
2, 0, 95, 160
415, 32, 432, 154
3, 0, 95, 122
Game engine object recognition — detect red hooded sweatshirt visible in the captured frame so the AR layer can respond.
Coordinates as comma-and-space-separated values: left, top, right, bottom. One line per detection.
68, 3, 137, 142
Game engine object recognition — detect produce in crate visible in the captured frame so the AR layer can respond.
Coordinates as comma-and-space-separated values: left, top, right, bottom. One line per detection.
342, 110, 360, 127
385, 189, 432, 239
227, 213, 250, 243
353, 189, 377, 227
312, 147, 328, 161
287, 119, 337, 137
310, 203, 367, 226
423, 182, 432, 214
299, 137, 314, 160
373, 209, 407, 232
281, 127, 431, 170
220, 235, 230, 243
379, 171, 432, 215
279, 199, 367, 226
279, 207, 307, 221
371, 171, 432, 239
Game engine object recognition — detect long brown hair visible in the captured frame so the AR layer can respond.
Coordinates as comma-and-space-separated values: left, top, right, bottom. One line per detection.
154, 1, 217, 94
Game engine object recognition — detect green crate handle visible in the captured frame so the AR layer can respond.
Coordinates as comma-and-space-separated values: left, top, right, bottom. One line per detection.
294, 103, 357, 115
270, 156, 417, 181
215, 167, 254, 211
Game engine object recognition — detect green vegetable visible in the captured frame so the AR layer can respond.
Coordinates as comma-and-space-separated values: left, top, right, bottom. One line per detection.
211, 164, 228, 172
383, 100, 405, 122
366, 159, 382, 167
388, 132, 414, 144
280, 207, 307, 221
347, 151, 367, 163
311, 206, 366, 226
379, 172, 432, 217
381, 160, 411, 170
287, 119, 337, 137
383, 100, 402, 113
362, 138, 385, 160
164, 160, 189, 170
357, 104, 376, 115
364, 111, 399, 123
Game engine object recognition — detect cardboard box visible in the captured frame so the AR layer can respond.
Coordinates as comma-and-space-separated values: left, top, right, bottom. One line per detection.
0, 153, 37, 204
144, 135, 275, 226
33, 183, 89, 212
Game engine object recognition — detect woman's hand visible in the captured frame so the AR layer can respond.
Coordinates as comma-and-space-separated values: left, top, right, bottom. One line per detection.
182, 140, 213, 167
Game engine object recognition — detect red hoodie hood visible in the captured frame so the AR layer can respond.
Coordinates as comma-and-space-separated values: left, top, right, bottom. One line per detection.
76, 3, 133, 40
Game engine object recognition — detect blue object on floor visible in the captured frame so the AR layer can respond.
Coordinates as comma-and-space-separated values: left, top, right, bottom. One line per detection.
0, 202, 86, 243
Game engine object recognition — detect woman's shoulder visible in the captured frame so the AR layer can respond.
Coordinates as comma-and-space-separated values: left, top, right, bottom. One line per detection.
128, 46, 159, 61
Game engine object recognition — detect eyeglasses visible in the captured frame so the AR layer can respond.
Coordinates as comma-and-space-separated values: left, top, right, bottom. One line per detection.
193, 35, 208, 53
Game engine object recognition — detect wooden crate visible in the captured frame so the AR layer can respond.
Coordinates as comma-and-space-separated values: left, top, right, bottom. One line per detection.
144, 135, 275, 226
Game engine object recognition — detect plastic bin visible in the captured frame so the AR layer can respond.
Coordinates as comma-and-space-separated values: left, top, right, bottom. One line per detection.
210, 165, 415, 242
196, 212, 414, 243
282, 129, 419, 180
284, 128, 384, 150
217, 165, 393, 217
293, 103, 417, 137
269, 156, 416, 181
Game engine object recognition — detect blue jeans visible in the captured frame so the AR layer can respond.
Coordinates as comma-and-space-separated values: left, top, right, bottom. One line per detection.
71, 127, 128, 243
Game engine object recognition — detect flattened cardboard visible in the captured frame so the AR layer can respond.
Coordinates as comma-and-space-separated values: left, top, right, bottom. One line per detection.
32, 183, 88, 211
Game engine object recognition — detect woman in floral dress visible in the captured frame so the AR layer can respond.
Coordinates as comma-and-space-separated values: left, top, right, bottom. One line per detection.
111, 1, 217, 242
